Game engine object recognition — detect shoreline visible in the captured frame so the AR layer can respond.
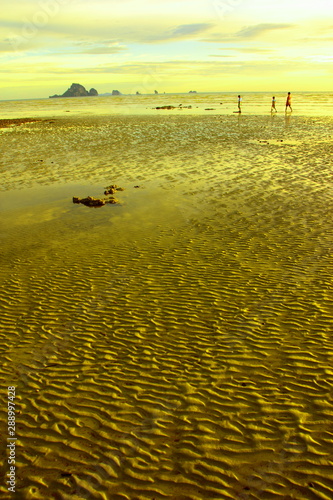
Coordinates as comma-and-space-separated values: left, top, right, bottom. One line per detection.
2, 91, 333, 121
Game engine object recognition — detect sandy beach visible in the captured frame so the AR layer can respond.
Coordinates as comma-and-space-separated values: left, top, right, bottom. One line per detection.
1, 112, 333, 499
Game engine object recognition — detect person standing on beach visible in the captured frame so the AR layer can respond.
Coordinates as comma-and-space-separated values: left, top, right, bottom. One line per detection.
271, 96, 277, 113
238, 95, 242, 113
285, 92, 292, 112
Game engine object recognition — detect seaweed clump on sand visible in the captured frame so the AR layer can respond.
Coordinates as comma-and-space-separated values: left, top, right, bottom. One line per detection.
72, 184, 125, 208
104, 184, 125, 195
72, 196, 118, 207
0, 118, 41, 128
154, 105, 176, 110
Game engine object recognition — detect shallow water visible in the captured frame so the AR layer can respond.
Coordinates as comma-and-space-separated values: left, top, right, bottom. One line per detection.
0, 112, 333, 499
1, 91, 333, 119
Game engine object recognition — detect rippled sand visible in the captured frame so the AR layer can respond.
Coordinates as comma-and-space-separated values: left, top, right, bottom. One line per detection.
1, 114, 333, 499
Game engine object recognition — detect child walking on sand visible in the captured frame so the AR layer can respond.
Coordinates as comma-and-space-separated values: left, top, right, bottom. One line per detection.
271, 96, 277, 113
285, 92, 292, 112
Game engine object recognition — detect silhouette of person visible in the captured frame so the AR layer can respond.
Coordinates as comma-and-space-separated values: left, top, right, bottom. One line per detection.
271, 96, 277, 113
238, 95, 242, 113
285, 92, 292, 112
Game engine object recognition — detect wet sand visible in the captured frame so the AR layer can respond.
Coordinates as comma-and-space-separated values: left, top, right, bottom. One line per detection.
0, 114, 333, 499
0, 118, 41, 129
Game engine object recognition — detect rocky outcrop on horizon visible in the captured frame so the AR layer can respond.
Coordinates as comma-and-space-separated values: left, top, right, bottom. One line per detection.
99, 90, 123, 96
49, 83, 98, 98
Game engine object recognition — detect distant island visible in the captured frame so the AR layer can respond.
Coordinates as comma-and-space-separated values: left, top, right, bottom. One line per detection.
189, 90, 197, 94
49, 83, 98, 98
99, 90, 122, 96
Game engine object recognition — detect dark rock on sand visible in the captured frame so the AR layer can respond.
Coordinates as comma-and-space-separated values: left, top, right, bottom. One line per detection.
155, 106, 176, 110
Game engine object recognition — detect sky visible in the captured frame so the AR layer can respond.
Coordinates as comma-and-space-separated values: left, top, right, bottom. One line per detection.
1, 0, 333, 99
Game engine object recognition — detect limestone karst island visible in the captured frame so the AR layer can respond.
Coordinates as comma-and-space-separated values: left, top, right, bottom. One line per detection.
49, 83, 98, 98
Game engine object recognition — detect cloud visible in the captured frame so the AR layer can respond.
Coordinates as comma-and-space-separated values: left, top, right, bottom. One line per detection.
1, 58, 332, 91
209, 47, 272, 58
0, 40, 16, 53
201, 23, 295, 44
0, 35, 43, 53
226, 47, 273, 53
0, 60, 249, 75
1, 19, 216, 55
141, 23, 215, 43
81, 47, 126, 54
236, 23, 294, 38
298, 35, 333, 42
2, 34, 129, 55
71, 42, 128, 54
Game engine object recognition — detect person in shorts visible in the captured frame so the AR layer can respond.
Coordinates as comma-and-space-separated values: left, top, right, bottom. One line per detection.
285, 92, 292, 112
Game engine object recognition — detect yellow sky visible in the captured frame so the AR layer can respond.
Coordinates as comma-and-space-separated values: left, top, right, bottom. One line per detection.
1, 0, 332, 99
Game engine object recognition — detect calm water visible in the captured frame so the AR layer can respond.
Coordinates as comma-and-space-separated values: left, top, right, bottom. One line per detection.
1, 91, 333, 119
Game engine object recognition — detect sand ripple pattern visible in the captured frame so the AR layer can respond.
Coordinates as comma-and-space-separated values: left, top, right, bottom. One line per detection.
0, 115, 333, 499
